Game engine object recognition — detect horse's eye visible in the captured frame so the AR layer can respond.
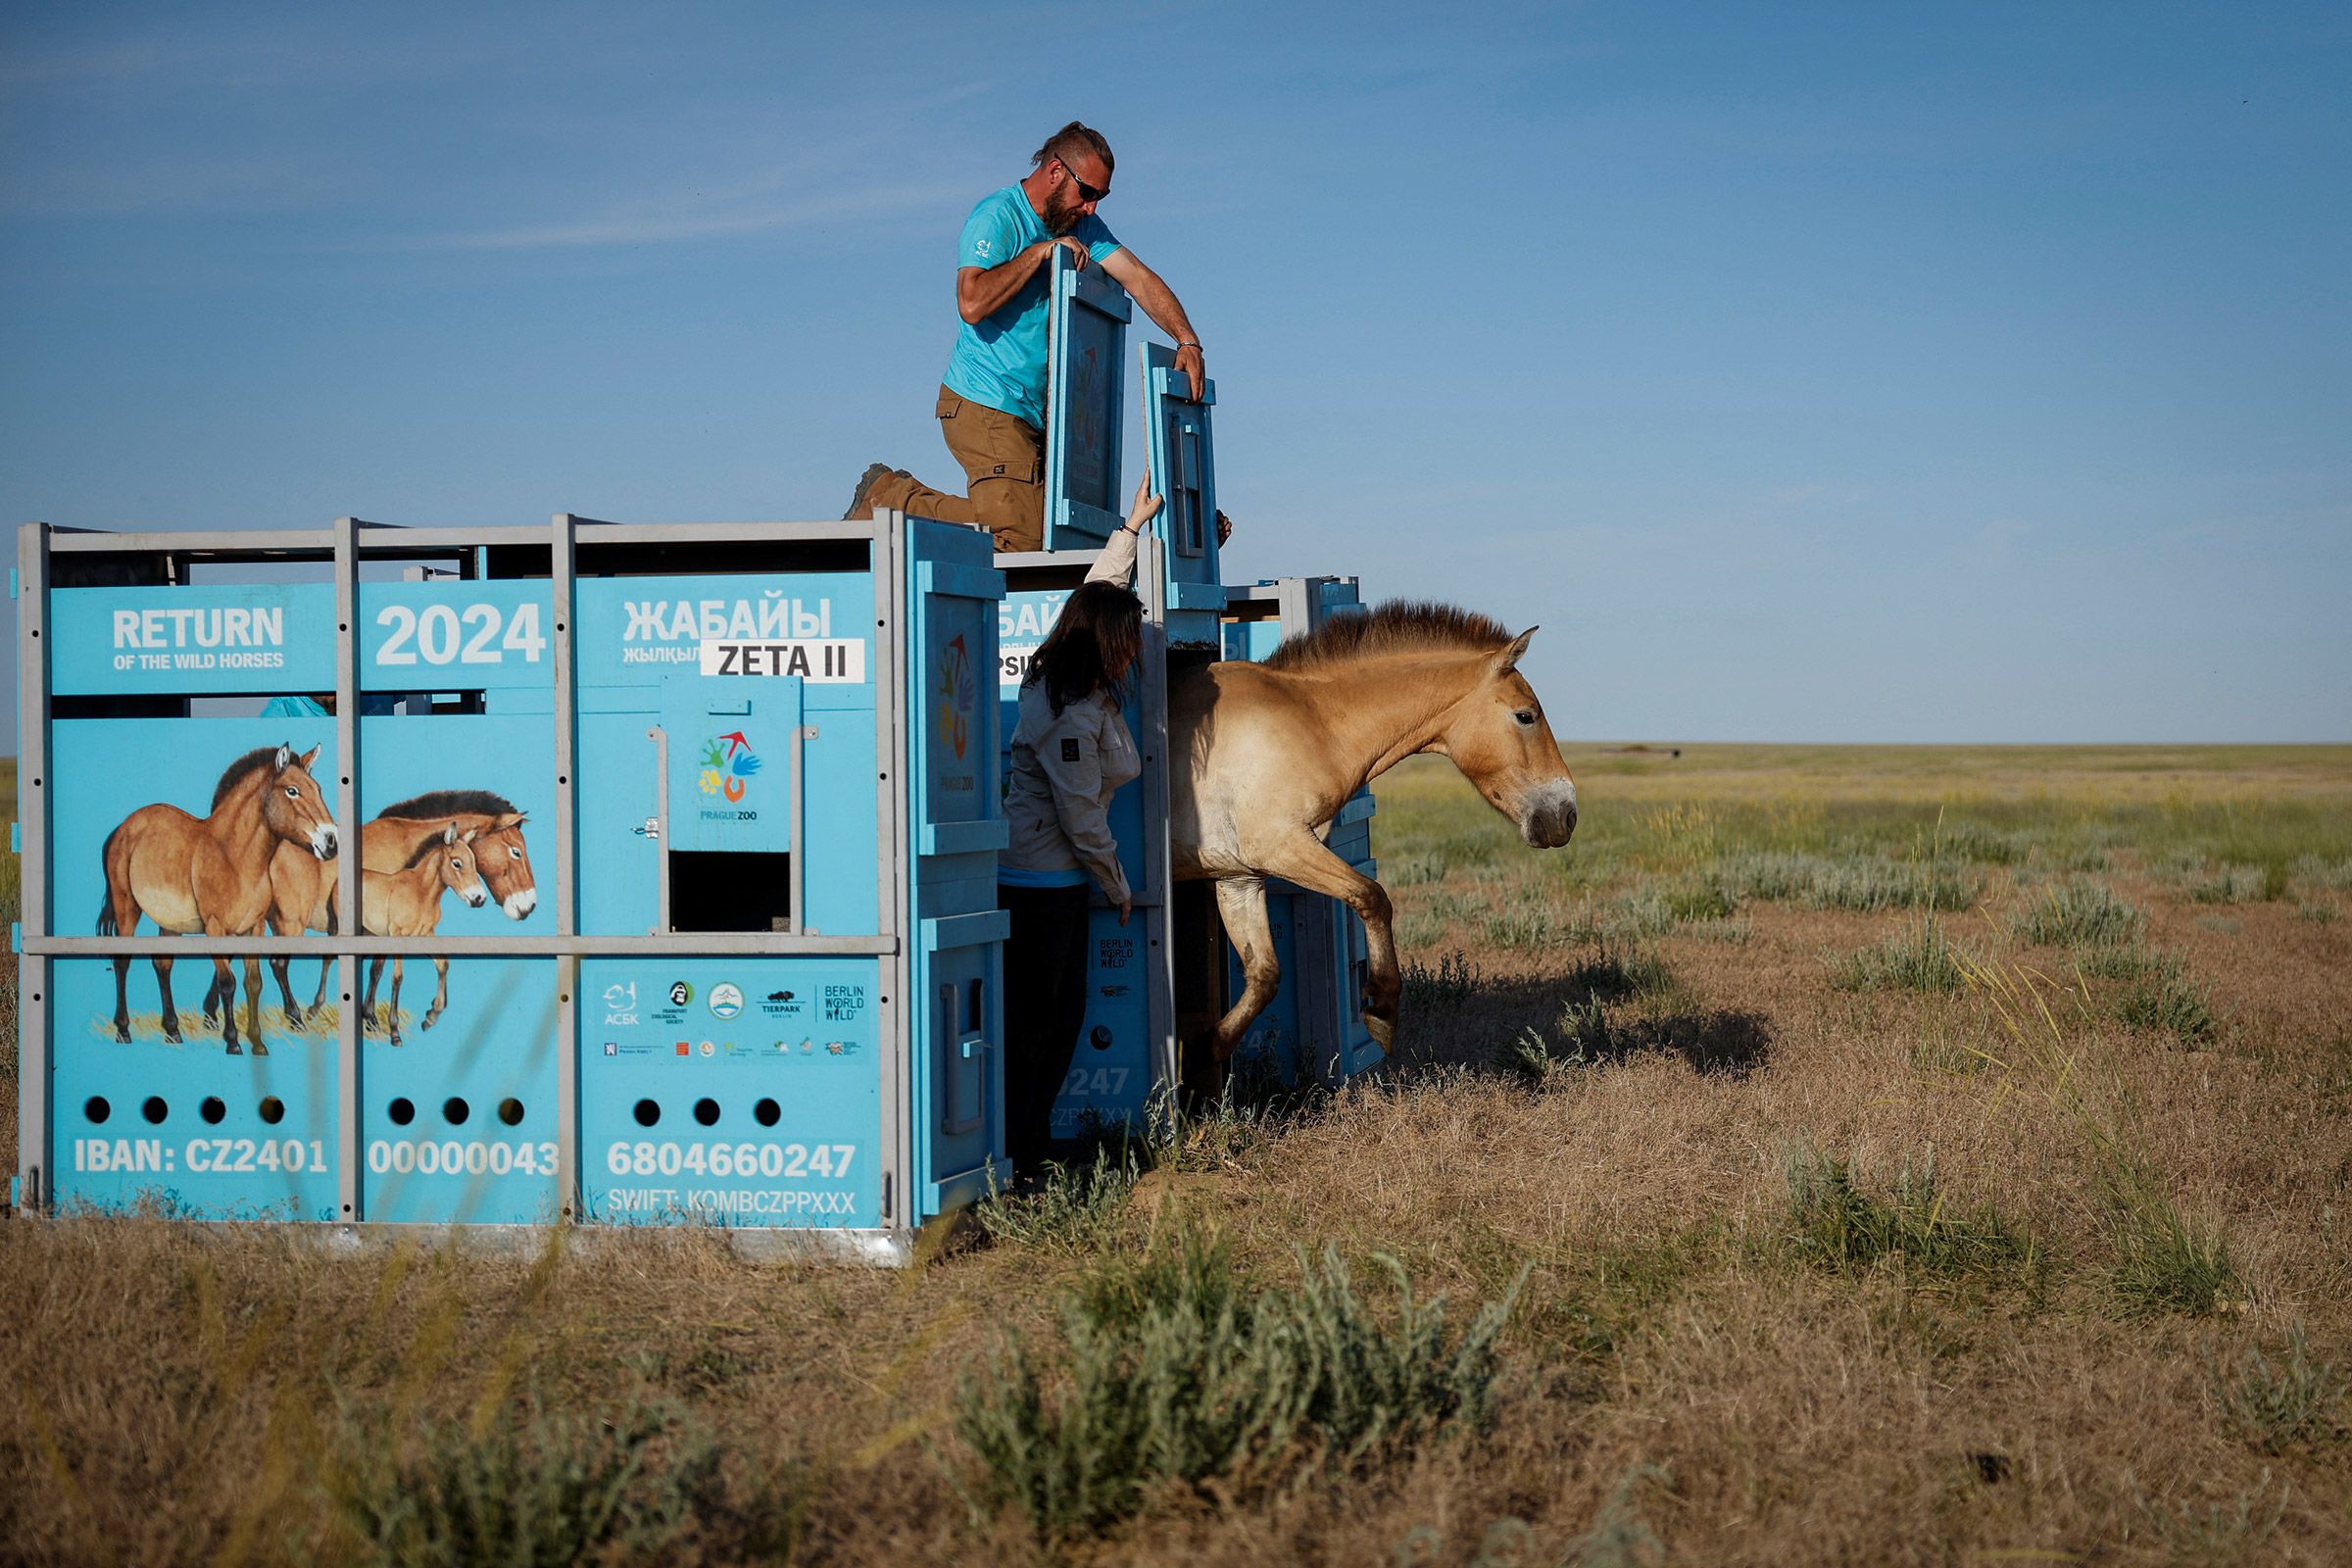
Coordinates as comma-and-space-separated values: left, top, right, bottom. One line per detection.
1515, 709, 1537, 726
284, 786, 300, 798
510, 848, 522, 859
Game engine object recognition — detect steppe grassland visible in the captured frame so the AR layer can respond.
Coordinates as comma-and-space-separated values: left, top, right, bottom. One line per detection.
3, 747, 2351, 1566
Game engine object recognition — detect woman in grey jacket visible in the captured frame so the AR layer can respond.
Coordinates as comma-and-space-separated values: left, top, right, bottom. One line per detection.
998, 478, 1160, 1171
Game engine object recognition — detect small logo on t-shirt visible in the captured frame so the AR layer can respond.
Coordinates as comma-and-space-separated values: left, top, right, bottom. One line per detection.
1061, 738, 1081, 761
973, 238, 993, 258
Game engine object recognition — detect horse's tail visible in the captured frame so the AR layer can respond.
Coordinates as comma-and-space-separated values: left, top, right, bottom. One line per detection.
96, 823, 122, 935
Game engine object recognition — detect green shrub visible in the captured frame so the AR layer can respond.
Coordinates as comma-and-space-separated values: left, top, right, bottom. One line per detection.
1565, 943, 1675, 1002
1507, 998, 1614, 1085
2185, 863, 2272, 904
1783, 1146, 2038, 1283
1828, 917, 1970, 994
978, 1145, 1140, 1253
2296, 900, 2340, 924
2114, 958, 2219, 1045
1806, 859, 1984, 913
1402, 950, 1481, 1011
2011, 879, 2145, 947
1661, 876, 1739, 921
2108, 1178, 2239, 1318
2210, 1324, 2344, 1452
2072, 939, 2167, 981
953, 1240, 1521, 1544
333, 1397, 732, 1568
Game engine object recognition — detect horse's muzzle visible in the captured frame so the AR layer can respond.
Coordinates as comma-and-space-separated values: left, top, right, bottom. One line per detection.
312, 825, 340, 860
502, 888, 538, 921
1519, 781, 1579, 849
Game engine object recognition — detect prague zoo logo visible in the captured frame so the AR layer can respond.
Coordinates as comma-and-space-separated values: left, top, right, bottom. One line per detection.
935, 633, 976, 761
699, 731, 762, 804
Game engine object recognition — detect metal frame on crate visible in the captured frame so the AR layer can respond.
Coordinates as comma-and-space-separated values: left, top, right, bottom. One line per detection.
14, 512, 925, 1260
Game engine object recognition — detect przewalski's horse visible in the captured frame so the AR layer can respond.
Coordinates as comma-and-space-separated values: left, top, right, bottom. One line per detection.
1170, 603, 1578, 1058
360, 823, 489, 1045
265, 790, 535, 1025
98, 743, 340, 1054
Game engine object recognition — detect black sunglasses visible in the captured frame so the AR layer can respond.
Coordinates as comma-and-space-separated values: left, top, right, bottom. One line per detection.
1055, 157, 1108, 203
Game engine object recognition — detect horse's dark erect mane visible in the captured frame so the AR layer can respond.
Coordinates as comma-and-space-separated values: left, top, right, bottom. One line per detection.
1260, 601, 1512, 673
210, 744, 295, 811
375, 789, 519, 821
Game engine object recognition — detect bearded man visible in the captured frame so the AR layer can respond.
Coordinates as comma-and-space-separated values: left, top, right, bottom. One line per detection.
849, 121, 1205, 552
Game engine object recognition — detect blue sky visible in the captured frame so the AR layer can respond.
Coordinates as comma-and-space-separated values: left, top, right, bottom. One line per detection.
3, 1, 2345, 742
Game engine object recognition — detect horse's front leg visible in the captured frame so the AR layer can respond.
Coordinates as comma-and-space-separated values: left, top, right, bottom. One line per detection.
1245, 832, 1400, 1051
265, 910, 304, 1029
422, 956, 449, 1032
1209, 877, 1280, 1062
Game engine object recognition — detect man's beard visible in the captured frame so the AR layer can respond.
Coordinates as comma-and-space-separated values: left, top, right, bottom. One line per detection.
1043, 186, 1085, 235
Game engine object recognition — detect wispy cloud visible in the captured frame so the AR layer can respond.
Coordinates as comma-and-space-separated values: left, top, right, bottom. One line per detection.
424, 176, 969, 251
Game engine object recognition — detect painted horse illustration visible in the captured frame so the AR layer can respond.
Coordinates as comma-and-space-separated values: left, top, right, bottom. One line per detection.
360, 823, 488, 1045
98, 743, 340, 1054
266, 789, 535, 1026
1171, 604, 1579, 1058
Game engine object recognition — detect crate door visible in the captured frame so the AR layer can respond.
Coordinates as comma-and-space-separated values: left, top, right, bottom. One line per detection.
907, 519, 1010, 1212
1043, 251, 1132, 549
1141, 343, 1226, 643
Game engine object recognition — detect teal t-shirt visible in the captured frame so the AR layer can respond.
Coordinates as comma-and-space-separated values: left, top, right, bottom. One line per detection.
942, 184, 1121, 430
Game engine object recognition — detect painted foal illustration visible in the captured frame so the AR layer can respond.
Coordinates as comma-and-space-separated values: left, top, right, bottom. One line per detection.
359, 823, 489, 1045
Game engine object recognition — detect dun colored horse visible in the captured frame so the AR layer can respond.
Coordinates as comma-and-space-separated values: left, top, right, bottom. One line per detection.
1171, 603, 1578, 1058
98, 744, 340, 1054
360, 823, 489, 1045
266, 790, 534, 1026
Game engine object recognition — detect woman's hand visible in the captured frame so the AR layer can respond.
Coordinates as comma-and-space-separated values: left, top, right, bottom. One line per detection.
1117, 897, 1132, 927
1126, 466, 1162, 536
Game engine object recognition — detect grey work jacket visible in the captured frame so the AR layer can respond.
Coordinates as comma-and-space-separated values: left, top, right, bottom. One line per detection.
1003, 526, 1143, 905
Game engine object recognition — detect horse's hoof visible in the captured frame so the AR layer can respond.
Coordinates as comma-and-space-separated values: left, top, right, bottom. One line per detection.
224, 1042, 242, 1055
163, 1029, 182, 1045
114, 1028, 131, 1045
1362, 1010, 1396, 1050
251, 1042, 269, 1057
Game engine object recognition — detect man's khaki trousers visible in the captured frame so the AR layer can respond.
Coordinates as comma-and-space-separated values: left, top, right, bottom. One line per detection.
865, 386, 1047, 552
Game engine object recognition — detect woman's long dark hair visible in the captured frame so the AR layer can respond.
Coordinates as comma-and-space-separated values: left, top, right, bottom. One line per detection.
1025, 581, 1143, 715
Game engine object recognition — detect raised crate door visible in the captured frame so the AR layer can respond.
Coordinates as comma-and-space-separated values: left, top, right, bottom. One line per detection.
1043, 250, 1132, 549
1141, 343, 1226, 645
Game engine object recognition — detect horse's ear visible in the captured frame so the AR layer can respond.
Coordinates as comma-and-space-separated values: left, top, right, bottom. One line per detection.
296, 745, 320, 770
461, 827, 480, 844
273, 744, 292, 770
1494, 626, 1539, 673
497, 811, 526, 830
441, 823, 459, 844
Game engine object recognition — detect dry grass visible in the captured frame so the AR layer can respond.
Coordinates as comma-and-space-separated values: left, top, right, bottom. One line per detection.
5, 746, 2352, 1564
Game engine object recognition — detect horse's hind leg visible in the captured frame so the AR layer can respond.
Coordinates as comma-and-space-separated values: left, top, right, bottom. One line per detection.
386, 957, 406, 1047
364, 956, 385, 1034
241, 956, 268, 1055
1246, 832, 1401, 1052
151, 955, 183, 1044
1209, 878, 1282, 1064
112, 956, 134, 1043
205, 951, 241, 1054
422, 956, 449, 1032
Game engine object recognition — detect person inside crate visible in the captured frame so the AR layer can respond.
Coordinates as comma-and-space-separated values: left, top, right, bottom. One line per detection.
846, 120, 1207, 553
996, 470, 1164, 1171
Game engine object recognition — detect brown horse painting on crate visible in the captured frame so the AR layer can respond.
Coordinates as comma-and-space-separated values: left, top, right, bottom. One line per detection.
97, 743, 340, 1054
1171, 604, 1578, 1059
264, 789, 536, 1027
358, 822, 490, 1045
